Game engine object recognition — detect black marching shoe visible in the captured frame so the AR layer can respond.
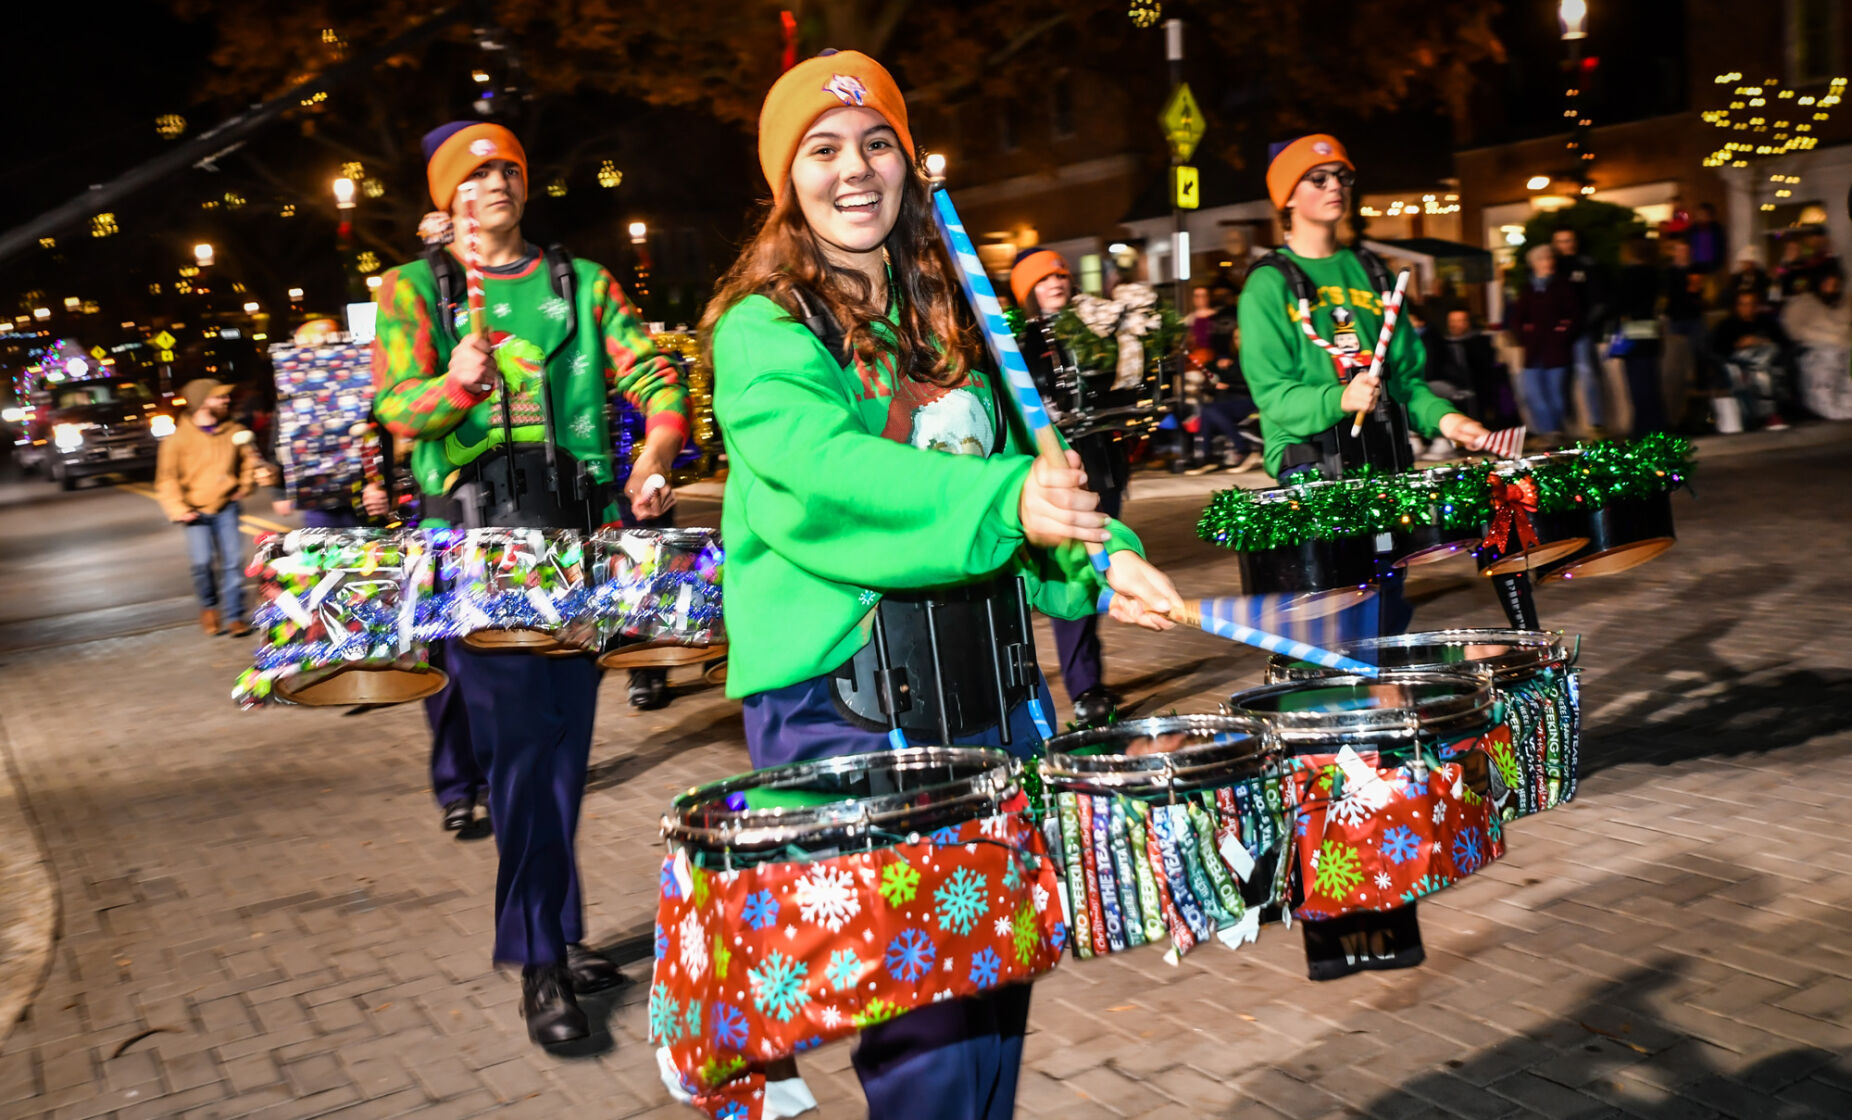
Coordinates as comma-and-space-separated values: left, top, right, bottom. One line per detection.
521, 965, 589, 1045
441, 797, 475, 832
1071, 686, 1119, 728
628, 668, 671, 711
565, 942, 625, 994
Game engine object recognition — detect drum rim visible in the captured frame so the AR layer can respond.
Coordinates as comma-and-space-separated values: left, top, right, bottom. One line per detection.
1042, 714, 1279, 793
1265, 628, 1576, 683
1228, 667, 1495, 745
663, 746, 1019, 851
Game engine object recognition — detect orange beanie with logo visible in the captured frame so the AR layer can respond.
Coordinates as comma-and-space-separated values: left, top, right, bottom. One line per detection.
758, 50, 914, 203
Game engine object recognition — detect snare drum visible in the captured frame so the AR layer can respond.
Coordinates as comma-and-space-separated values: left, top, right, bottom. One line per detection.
1228, 670, 1507, 919
233, 528, 447, 707
1476, 453, 1591, 576
1266, 630, 1581, 817
1040, 715, 1286, 960
590, 528, 726, 669
449, 528, 600, 653
1233, 480, 1379, 596
654, 749, 1064, 1115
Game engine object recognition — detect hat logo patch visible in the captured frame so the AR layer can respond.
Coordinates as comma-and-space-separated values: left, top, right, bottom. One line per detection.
1313, 141, 1332, 155
469, 138, 499, 157
823, 74, 868, 106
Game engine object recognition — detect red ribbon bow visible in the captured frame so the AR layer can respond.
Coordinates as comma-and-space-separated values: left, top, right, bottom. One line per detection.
1481, 475, 1541, 554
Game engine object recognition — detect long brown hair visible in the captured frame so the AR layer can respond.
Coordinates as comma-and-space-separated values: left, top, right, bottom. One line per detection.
699, 159, 984, 389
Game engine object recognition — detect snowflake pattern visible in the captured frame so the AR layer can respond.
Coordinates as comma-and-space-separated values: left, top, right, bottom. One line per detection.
678, 910, 708, 979
825, 948, 863, 992
878, 861, 921, 908
570, 350, 592, 377
653, 921, 668, 960
853, 998, 905, 1028
684, 999, 702, 1039
649, 982, 684, 1042
1010, 900, 1041, 965
933, 867, 989, 935
885, 928, 937, 983
820, 1005, 841, 1027
1381, 825, 1421, 865
541, 295, 570, 321
659, 860, 682, 899
980, 814, 1010, 840
1001, 858, 1023, 893
717, 1104, 750, 1120
1032, 883, 1049, 913
1399, 873, 1452, 905
1312, 840, 1365, 899
569, 413, 594, 441
711, 1001, 749, 1051
1051, 921, 1068, 954
1327, 784, 1390, 829
711, 932, 732, 980
1431, 799, 1449, 825
795, 864, 862, 932
930, 826, 961, 846
748, 950, 812, 1023
1374, 871, 1394, 891
969, 947, 1002, 987
994, 915, 1014, 937
1452, 827, 1488, 874
742, 889, 779, 930
492, 301, 514, 319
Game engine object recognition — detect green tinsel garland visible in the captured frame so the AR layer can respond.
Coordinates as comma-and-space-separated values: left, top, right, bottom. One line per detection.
1047, 303, 1185, 374
1196, 433, 1693, 552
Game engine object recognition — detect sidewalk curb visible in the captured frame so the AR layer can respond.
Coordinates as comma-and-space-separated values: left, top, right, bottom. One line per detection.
0, 710, 59, 1052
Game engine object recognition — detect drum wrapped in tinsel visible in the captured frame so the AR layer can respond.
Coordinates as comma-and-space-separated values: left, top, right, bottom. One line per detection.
590, 528, 725, 668
232, 528, 447, 708
448, 528, 601, 653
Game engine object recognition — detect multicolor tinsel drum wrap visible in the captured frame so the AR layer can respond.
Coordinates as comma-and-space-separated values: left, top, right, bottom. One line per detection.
591, 528, 725, 669
232, 528, 447, 708
1229, 670, 1508, 920
449, 528, 601, 653
1039, 716, 1290, 963
654, 748, 1064, 1120
1266, 630, 1581, 818
1229, 479, 1381, 597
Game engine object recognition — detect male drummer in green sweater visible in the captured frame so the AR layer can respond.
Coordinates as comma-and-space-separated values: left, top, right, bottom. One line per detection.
1239, 134, 1490, 633
370, 120, 689, 1047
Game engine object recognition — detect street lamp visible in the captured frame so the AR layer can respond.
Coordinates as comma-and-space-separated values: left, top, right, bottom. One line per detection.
243, 301, 261, 314
924, 152, 947, 183
333, 177, 357, 210
193, 243, 214, 267
627, 220, 648, 243
32, 307, 50, 321
288, 287, 304, 302
1559, 0, 1588, 40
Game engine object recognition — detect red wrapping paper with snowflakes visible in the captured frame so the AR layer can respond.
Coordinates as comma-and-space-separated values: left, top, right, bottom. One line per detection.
1287, 745, 1506, 921
651, 803, 1066, 1120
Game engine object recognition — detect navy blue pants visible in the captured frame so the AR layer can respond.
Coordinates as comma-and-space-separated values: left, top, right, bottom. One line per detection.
1048, 484, 1122, 705
424, 641, 485, 808
741, 669, 1049, 1118
444, 643, 600, 966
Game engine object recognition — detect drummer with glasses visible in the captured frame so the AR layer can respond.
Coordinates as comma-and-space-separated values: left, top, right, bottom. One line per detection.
1238, 135, 1490, 634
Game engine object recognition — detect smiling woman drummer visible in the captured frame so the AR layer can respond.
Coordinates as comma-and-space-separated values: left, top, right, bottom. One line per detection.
699, 49, 1183, 1120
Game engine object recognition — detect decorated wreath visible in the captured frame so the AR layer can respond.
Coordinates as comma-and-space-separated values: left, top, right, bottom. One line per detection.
1196, 433, 1695, 553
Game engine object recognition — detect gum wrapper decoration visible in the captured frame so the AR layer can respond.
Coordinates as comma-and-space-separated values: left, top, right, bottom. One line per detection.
591, 529, 725, 649
232, 528, 440, 707
654, 801, 1064, 1120
445, 528, 600, 649
269, 341, 375, 511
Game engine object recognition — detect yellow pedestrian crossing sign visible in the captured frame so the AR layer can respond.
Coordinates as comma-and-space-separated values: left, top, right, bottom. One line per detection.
152, 330, 176, 350
1174, 165, 1201, 210
159, 349, 176, 363
1160, 83, 1206, 163
89, 345, 107, 360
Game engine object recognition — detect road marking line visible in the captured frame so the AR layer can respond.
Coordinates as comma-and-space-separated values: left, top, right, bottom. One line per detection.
240, 513, 292, 533
115, 482, 290, 534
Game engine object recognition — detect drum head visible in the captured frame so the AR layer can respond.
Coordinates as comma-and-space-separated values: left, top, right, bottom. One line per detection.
462, 628, 567, 653
1042, 714, 1276, 797
701, 656, 728, 687
598, 639, 722, 669
1536, 494, 1678, 583
1229, 669, 1494, 753
274, 666, 449, 707
1477, 535, 1589, 576
1543, 537, 1675, 581
1267, 629, 1576, 684
665, 747, 1018, 860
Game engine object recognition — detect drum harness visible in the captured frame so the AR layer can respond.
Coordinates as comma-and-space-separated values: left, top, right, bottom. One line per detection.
423, 244, 611, 532
786, 284, 1044, 745
1253, 246, 1415, 481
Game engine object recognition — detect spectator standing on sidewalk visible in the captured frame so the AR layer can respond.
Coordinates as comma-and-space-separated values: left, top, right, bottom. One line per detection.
1424, 308, 1510, 435
155, 379, 263, 637
1726, 243, 1772, 307
1686, 203, 1726, 274
1612, 238, 1668, 436
1552, 225, 1609, 436
1511, 244, 1581, 443
1664, 238, 1717, 405
1781, 269, 1852, 420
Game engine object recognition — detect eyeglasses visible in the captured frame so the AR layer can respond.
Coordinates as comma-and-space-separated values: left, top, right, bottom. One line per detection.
1305, 169, 1356, 191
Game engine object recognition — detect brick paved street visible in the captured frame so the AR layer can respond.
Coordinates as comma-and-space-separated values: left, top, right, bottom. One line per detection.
2, 429, 1850, 1119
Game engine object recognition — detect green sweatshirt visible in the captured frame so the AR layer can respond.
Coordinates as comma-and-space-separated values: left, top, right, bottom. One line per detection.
711, 293, 1144, 698
1237, 247, 1457, 476
370, 253, 688, 497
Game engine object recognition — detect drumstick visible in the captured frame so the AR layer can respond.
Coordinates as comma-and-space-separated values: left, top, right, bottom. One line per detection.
1351, 268, 1411, 437
1096, 590, 1382, 675
456, 182, 519, 495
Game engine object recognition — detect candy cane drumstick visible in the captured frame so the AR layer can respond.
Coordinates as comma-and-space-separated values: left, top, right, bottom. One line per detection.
1351, 268, 1411, 437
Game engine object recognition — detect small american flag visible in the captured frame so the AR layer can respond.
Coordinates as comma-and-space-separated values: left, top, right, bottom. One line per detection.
1481, 426, 1526, 460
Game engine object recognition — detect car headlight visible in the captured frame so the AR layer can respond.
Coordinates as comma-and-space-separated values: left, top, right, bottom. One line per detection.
149, 414, 177, 438
53, 423, 91, 452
